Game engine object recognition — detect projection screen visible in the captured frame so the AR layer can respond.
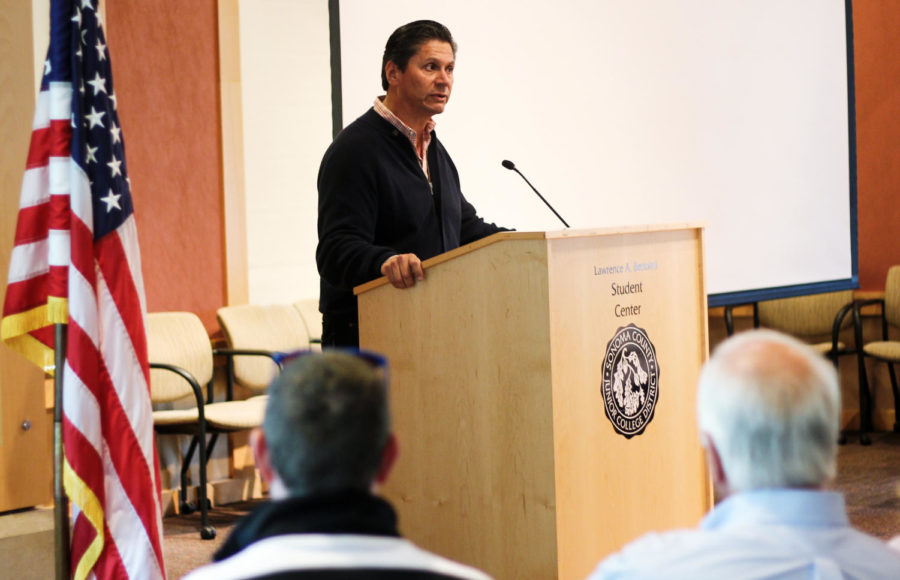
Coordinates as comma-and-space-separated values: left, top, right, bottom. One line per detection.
334, 0, 857, 305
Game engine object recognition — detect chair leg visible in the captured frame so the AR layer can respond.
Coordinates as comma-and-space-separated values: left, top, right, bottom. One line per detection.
857, 354, 873, 446
206, 433, 219, 464
196, 427, 216, 540
179, 436, 200, 513
888, 363, 900, 433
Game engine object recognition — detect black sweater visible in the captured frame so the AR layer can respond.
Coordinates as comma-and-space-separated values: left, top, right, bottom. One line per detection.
316, 109, 504, 318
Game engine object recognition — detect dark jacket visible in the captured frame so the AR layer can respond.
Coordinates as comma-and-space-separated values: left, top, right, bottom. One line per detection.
316, 108, 505, 319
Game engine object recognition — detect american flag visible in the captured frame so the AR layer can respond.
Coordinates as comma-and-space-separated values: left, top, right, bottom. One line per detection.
1, 1, 166, 578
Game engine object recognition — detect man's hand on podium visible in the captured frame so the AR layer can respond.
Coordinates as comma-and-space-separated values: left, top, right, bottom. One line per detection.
381, 253, 425, 289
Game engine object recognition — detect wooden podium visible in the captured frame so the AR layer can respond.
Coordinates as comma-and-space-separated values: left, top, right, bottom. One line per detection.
355, 225, 711, 580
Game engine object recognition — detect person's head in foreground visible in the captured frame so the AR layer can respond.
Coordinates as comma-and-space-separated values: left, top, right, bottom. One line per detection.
183, 350, 491, 580
255, 350, 395, 499
698, 328, 840, 498
588, 329, 900, 580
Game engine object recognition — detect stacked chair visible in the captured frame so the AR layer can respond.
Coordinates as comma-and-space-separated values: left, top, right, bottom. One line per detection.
148, 301, 320, 538
147, 311, 270, 539
216, 303, 312, 394
723, 290, 860, 441
853, 266, 900, 444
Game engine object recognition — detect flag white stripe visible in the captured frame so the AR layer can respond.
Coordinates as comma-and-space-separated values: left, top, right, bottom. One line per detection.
117, 218, 149, 319
48, 229, 71, 267
7, 240, 50, 284
20, 166, 51, 208
67, 261, 100, 346
49, 157, 71, 195
95, 269, 157, 474
62, 361, 103, 456
104, 454, 166, 580
48, 81, 72, 121
70, 160, 93, 230
32, 89, 51, 130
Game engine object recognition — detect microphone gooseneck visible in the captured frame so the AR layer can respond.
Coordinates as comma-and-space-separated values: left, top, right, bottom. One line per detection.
501, 160, 570, 228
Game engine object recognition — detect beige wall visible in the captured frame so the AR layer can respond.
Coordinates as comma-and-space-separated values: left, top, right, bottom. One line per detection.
0, 0, 53, 512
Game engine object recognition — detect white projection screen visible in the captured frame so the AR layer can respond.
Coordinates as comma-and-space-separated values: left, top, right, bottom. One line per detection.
334, 0, 857, 305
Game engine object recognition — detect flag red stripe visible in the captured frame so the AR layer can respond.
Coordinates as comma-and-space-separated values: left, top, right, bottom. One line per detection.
31, 324, 56, 350
69, 213, 95, 286
95, 230, 165, 565
12, 203, 51, 245
62, 414, 107, 502
48, 265, 68, 301
49, 119, 72, 158
50, 193, 71, 231
66, 315, 165, 569
97, 232, 149, 385
70, 512, 98, 572
4, 273, 51, 311
26, 126, 51, 169
96, 523, 129, 580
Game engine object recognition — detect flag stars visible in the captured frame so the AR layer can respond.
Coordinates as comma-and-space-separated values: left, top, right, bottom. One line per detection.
85, 144, 98, 164
101, 189, 122, 212
107, 155, 123, 178
72, 7, 82, 26
110, 123, 121, 144
109, 93, 117, 110
95, 38, 107, 61
81, 0, 94, 10
44, 59, 51, 77
87, 72, 107, 96
85, 106, 105, 128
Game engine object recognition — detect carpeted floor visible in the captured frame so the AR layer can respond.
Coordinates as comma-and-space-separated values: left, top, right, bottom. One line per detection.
163, 431, 900, 579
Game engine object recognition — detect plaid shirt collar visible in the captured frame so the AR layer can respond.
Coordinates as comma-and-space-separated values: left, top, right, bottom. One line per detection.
374, 97, 434, 178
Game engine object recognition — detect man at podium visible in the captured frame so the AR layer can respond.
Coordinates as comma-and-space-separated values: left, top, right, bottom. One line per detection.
316, 20, 506, 347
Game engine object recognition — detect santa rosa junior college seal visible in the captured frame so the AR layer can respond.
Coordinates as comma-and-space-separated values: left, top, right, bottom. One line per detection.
601, 324, 660, 438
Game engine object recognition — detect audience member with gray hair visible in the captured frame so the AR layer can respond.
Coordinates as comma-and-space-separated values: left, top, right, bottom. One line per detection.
184, 350, 491, 580
587, 329, 900, 579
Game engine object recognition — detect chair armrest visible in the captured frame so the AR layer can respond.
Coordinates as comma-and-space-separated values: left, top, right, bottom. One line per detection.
723, 302, 758, 336
853, 297, 887, 347
831, 301, 856, 354
212, 348, 280, 401
149, 362, 207, 422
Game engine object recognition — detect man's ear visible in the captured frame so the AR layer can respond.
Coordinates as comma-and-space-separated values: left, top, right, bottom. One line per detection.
701, 432, 730, 498
375, 433, 399, 485
384, 61, 400, 86
250, 427, 276, 485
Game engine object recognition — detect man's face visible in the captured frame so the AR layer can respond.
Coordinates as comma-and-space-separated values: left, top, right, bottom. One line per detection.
388, 40, 455, 119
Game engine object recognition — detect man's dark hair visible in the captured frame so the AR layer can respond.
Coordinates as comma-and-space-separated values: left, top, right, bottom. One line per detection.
263, 352, 390, 495
381, 20, 457, 91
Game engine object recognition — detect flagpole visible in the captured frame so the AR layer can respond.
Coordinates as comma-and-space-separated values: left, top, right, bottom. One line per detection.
54, 322, 71, 580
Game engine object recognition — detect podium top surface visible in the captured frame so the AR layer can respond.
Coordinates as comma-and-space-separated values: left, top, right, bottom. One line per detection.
354, 222, 704, 295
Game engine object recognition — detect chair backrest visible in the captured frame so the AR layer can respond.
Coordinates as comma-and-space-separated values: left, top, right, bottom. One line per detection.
147, 312, 214, 403
884, 266, 900, 329
756, 290, 854, 338
293, 298, 322, 343
216, 303, 310, 392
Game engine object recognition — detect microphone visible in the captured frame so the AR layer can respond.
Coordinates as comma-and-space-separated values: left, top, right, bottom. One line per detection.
501, 160, 570, 228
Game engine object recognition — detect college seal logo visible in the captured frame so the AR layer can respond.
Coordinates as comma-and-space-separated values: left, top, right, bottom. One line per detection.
601, 324, 660, 438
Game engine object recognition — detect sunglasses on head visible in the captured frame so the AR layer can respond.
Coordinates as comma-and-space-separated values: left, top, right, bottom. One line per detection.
272, 348, 389, 376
